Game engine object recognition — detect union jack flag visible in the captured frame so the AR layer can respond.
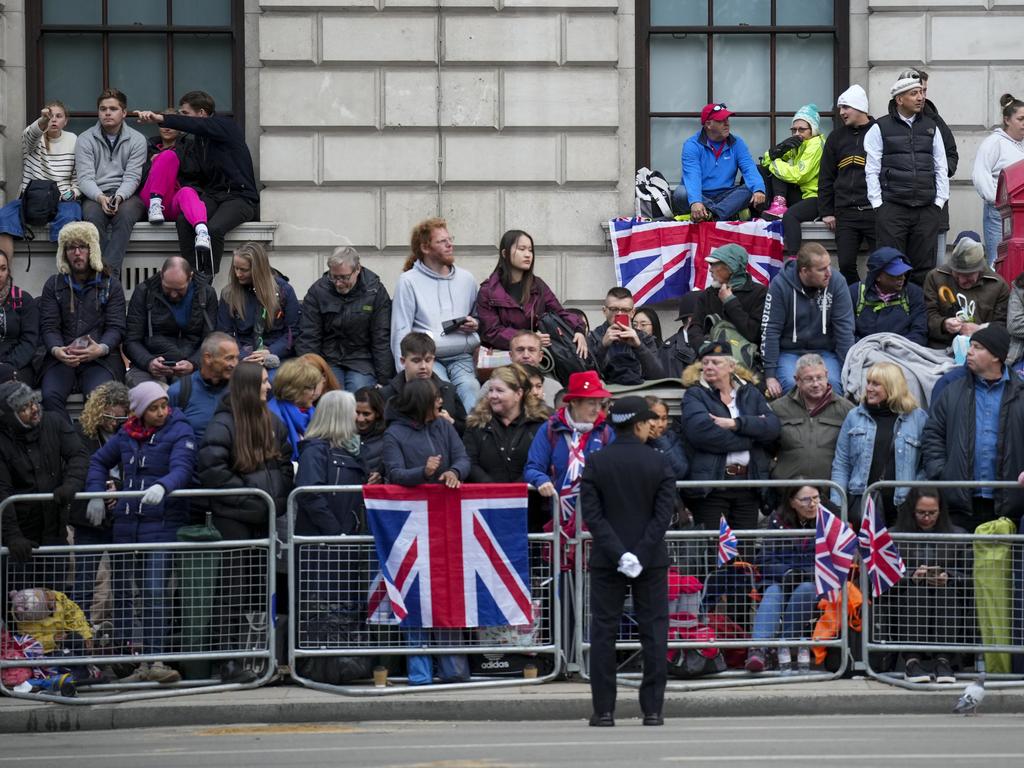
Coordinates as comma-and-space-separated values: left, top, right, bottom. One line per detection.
609, 218, 784, 306
364, 484, 533, 629
718, 516, 738, 566
857, 495, 906, 597
815, 504, 858, 599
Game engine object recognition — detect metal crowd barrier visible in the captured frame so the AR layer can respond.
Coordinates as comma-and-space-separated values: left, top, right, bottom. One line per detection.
576, 479, 851, 690
862, 479, 1024, 690
0, 488, 277, 704
286, 485, 562, 695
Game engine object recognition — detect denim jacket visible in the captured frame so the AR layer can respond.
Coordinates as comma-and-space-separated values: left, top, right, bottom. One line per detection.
830, 404, 927, 506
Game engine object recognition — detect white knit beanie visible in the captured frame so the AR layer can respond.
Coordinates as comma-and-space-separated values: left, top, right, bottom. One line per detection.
837, 84, 869, 114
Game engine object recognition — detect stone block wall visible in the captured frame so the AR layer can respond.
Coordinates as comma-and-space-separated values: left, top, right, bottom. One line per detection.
864, 1, 1024, 242
256, 0, 632, 305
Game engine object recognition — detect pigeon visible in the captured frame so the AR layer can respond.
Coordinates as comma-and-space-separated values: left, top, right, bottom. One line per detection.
953, 674, 986, 715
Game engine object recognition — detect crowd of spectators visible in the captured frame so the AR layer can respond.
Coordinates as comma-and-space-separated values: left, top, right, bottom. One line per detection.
2, 75, 1024, 688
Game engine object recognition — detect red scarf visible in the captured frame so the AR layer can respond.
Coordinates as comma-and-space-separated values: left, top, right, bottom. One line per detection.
124, 413, 165, 442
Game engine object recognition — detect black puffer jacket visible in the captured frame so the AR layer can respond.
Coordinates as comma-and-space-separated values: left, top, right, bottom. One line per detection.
197, 400, 294, 529
0, 409, 88, 546
296, 269, 395, 384
0, 284, 40, 371
125, 271, 218, 370
39, 272, 126, 378
464, 413, 545, 483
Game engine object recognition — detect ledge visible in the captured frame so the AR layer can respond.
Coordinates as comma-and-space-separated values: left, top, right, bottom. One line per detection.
600, 219, 836, 249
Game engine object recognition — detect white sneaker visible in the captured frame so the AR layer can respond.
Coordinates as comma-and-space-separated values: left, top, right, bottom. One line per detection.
148, 196, 165, 224
194, 228, 212, 257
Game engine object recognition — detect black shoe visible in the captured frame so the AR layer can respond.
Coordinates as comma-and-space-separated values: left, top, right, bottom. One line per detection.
589, 712, 615, 727
643, 713, 664, 726
220, 660, 257, 684
934, 657, 956, 685
904, 658, 931, 684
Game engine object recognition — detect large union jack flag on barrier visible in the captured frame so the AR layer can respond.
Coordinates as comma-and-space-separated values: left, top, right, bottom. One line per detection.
364, 484, 533, 629
815, 504, 859, 599
857, 495, 906, 597
609, 218, 784, 306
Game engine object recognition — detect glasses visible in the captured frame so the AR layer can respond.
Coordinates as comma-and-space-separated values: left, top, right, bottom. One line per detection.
798, 374, 828, 384
708, 103, 727, 114
604, 305, 633, 314
66, 244, 90, 252
915, 508, 940, 517
330, 271, 358, 283
101, 412, 130, 422
796, 495, 821, 506
790, 126, 812, 134
432, 237, 454, 247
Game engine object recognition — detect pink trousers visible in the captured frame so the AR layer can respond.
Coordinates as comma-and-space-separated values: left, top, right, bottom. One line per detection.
140, 150, 207, 226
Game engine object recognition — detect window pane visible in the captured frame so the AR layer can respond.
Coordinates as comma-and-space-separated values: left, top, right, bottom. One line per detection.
108, 0, 166, 25
727, 117, 769, 163
651, 0, 708, 26
714, 0, 769, 25
173, 0, 232, 27
43, 34, 103, 113
777, 0, 833, 26
650, 35, 707, 113
66, 118, 97, 138
42, 0, 101, 24
776, 34, 834, 113
173, 34, 233, 113
712, 35, 770, 112
109, 34, 169, 112
651, 117, 700, 185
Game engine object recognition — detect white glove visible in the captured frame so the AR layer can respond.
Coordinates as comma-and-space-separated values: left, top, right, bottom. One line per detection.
86, 498, 106, 526
140, 484, 166, 506
617, 552, 642, 579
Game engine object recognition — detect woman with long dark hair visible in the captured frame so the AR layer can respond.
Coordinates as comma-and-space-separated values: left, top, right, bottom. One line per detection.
382, 378, 469, 488
475, 229, 587, 356
197, 361, 293, 683
0, 247, 40, 385
216, 242, 300, 371
354, 386, 385, 480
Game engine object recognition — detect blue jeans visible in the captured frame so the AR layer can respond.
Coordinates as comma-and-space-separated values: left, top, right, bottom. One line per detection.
332, 366, 377, 394
671, 184, 754, 221
434, 353, 480, 414
113, 551, 172, 654
0, 199, 81, 240
70, 524, 112, 624
775, 350, 842, 395
983, 201, 1002, 266
752, 582, 818, 641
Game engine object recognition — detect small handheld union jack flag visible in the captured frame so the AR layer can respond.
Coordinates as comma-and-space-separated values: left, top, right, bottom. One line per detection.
814, 504, 858, 599
718, 516, 738, 566
857, 495, 906, 597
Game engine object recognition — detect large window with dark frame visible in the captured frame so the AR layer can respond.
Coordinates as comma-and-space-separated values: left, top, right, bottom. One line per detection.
26, 0, 243, 138
638, 0, 849, 187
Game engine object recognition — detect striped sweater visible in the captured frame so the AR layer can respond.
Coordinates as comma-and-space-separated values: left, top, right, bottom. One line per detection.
20, 122, 78, 198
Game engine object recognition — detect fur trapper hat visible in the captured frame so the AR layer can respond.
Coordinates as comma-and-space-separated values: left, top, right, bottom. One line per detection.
55, 221, 104, 275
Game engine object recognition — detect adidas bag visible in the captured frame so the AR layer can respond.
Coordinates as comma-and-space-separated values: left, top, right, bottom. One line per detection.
634, 167, 674, 220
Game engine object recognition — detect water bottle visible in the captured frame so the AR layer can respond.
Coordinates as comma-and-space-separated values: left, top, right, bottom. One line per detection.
797, 647, 811, 674
777, 647, 792, 674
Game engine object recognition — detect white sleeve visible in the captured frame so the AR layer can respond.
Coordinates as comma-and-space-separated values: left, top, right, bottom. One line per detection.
864, 124, 883, 209
972, 135, 999, 204
390, 275, 416, 370
932, 129, 949, 206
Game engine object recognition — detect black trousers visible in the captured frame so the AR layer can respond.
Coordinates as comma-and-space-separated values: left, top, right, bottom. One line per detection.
175, 191, 256, 277
835, 206, 876, 285
875, 201, 941, 287
689, 487, 761, 531
212, 516, 268, 654
589, 565, 668, 717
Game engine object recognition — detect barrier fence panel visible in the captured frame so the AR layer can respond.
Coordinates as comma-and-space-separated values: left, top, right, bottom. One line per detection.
1, 489, 277, 704
862, 480, 1024, 690
287, 485, 562, 695
576, 479, 851, 690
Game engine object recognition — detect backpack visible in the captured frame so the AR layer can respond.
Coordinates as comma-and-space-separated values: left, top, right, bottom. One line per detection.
20, 180, 60, 227
634, 167, 674, 220
703, 313, 759, 370
294, 603, 375, 684
537, 312, 595, 386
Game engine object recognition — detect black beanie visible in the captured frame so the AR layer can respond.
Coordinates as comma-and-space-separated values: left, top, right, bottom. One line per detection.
971, 323, 1010, 362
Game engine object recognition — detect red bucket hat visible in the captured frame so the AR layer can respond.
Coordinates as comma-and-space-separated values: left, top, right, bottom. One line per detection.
562, 371, 612, 402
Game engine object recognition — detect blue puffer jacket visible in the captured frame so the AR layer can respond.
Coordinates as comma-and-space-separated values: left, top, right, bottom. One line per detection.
382, 416, 471, 486
86, 409, 197, 543
830, 404, 927, 507
758, 511, 815, 586
215, 272, 300, 361
523, 408, 614, 492
294, 438, 368, 535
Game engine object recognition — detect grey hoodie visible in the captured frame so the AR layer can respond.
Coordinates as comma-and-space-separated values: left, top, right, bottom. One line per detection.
390, 259, 480, 367
74, 121, 147, 202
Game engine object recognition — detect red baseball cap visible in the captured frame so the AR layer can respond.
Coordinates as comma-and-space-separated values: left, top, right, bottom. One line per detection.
701, 103, 733, 122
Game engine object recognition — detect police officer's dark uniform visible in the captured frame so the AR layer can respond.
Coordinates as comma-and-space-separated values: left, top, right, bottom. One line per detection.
580, 396, 676, 727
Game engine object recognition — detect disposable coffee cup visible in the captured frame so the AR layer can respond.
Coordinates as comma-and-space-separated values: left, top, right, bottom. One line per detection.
373, 666, 388, 687
523, 663, 538, 679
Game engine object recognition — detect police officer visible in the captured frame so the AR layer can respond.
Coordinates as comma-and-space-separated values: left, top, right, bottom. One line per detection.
580, 395, 676, 727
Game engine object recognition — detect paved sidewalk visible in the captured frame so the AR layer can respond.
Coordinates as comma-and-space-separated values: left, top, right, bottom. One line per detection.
3, 676, 1023, 733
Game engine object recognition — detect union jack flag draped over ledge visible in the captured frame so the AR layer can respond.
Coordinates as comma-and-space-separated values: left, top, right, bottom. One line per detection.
610, 218, 784, 306
364, 484, 533, 629
815, 504, 859, 599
